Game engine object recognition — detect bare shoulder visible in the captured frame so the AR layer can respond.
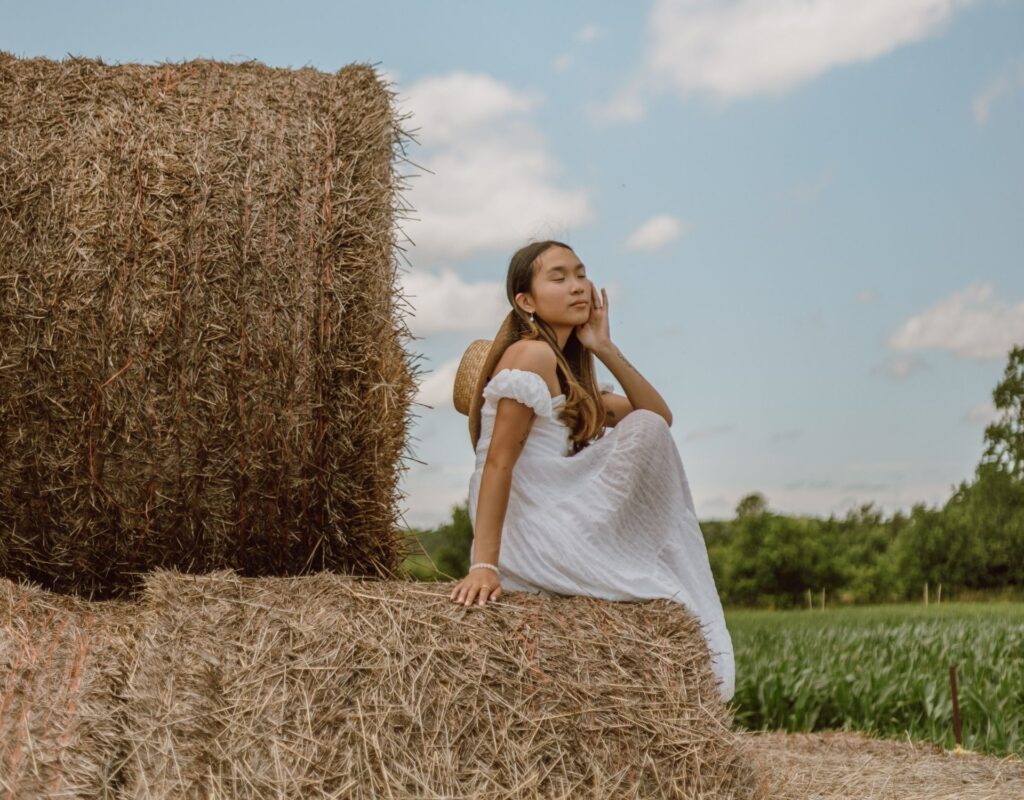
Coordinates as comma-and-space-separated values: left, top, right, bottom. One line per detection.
492, 340, 559, 396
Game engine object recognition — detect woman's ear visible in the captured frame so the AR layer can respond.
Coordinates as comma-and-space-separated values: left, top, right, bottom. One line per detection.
514, 292, 534, 315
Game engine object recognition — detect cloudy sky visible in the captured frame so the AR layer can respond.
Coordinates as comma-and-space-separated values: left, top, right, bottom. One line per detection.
5, 0, 1022, 527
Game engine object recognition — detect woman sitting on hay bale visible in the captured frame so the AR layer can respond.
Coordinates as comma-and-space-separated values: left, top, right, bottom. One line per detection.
451, 239, 736, 702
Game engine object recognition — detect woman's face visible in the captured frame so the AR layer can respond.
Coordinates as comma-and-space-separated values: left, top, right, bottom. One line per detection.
517, 245, 592, 324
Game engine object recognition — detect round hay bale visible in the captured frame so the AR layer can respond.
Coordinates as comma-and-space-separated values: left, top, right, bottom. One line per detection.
0, 52, 422, 599
0, 570, 767, 797
115, 568, 766, 799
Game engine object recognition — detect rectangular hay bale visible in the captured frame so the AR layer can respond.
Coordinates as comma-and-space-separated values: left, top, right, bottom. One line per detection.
0, 52, 421, 599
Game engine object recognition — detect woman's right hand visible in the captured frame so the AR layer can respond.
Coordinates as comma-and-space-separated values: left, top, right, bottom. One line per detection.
450, 567, 502, 606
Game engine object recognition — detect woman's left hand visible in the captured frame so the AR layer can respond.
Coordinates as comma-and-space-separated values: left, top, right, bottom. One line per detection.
575, 281, 611, 352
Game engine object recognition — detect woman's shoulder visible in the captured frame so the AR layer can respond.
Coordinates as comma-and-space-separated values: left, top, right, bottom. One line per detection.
498, 338, 556, 366
490, 340, 558, 395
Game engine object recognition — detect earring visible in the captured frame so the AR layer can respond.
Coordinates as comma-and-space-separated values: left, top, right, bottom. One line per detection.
530, 313, 535, 323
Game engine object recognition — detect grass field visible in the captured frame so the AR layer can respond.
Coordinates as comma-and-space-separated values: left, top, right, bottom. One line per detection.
725, 601, 1024, 759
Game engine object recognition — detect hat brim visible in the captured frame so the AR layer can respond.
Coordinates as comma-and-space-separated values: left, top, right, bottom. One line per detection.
467, 310, 522, 452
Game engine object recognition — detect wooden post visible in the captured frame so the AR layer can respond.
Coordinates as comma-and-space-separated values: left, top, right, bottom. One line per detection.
820, 587, 825, 610
949, 664, 962, 747
806, 588, 812, 610
937, 582, 942, 604
924, 581, 929, 606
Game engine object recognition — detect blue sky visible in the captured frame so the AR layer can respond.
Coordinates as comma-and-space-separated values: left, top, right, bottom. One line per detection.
4, 1, 1023, 527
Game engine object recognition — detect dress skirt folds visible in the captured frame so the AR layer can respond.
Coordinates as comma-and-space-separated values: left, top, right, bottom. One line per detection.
467, 368, 735, 702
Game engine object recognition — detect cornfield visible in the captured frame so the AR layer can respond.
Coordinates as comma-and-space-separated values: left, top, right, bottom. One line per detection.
728, 602, 1024, 758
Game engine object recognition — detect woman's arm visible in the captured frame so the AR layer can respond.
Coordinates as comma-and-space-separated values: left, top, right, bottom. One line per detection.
472, 397, 534, 565
450, 399, 531, 607
576, 283, 672, 427
592, 341, 673, 427
600, 389, 635, 428
451, 348, 555, 606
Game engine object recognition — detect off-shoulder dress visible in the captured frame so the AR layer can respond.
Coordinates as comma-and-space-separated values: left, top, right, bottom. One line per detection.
466, 367, 735, 702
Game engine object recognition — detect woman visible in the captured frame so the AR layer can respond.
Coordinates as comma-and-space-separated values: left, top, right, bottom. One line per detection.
449, 239, 735, 702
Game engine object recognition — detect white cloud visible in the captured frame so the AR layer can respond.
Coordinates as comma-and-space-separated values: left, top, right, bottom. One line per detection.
399, 267, 506, 337
393, 71, 593, 266
590, 0, 978, 122
414, 356, 462, 410
398, 72, 540, 145
587, 75, 648, 124
398, 462, 474, 530
972, 59, 1024, 125
624, 214, 690, 251
888, 281, 1024, 361
576, 23, 603, 43
857, 288, 879, 304
553, 53, 574, 73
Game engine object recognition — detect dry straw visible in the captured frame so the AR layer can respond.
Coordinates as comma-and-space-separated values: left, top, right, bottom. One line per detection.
0, 577, 136, 796
747, 729, 1024, 799
1, 569, 768, 798
0, 52, 425, 599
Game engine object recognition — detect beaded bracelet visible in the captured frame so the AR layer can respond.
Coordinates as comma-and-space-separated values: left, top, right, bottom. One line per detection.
470, 562, 500, 577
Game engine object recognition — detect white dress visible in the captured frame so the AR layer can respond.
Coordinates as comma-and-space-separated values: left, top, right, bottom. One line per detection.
467, 367, 736, 703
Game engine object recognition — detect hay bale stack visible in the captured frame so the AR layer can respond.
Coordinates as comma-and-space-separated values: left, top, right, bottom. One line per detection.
0, 52, 420, 598
0, 578, 137, 796
0, 570, 767, 798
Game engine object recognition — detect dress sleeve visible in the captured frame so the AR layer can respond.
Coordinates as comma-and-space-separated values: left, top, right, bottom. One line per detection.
482, 368, 554, 418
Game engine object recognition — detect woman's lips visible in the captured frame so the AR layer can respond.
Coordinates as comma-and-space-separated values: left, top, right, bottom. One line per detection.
570, 301, 589, 308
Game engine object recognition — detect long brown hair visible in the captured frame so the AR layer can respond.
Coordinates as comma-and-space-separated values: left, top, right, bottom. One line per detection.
505, 239, 607, 455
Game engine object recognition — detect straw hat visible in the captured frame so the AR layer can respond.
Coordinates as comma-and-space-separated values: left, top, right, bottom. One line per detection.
453, 310, 524, 451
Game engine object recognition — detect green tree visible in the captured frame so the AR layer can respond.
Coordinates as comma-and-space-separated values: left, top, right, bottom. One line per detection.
404, 502, 473, 581
889, 499, 987, 596
823, 503, 902, 603
728, 509, 835, 607
981, 344, 1024, 479
945, 464, 1024, 588
736, 492, 769, 518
